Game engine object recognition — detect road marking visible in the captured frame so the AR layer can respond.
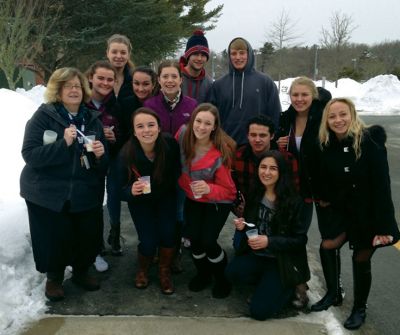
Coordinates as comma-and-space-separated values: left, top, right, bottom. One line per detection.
394, 241, 400, 251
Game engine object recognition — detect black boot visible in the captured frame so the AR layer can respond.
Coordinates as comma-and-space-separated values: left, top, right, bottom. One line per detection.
344, 260, 371, 330
311, 248, 344, 311
209, 251, 231, 299
188, 254, 212, 292
107, 225, 122, 256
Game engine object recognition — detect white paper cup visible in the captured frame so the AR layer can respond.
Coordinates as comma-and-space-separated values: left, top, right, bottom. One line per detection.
246, 229, 258, 240
43, 130, 57, 145
190, 182, 202, 199
84, 135, 96, 152
139, 176, 151, 194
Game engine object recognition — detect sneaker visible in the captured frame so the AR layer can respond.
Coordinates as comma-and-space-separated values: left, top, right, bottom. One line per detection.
94, 255, 109, 272
182, 237, 191, 248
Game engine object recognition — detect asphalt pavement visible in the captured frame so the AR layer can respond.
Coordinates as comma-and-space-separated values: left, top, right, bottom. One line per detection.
23, 115, 400, 335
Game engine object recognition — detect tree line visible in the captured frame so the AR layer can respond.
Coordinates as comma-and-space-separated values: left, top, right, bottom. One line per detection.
0, 0, 222, 89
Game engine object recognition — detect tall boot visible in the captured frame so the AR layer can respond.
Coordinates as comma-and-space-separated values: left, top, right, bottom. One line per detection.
311, 248, 344, 311
209, 250, 231, 299
135, 252, 153, 289
159, 247, 175, 295
344, 259, 371, 330
171, 221, 183, 274
188, 253, 212, 292
108, 225, 122, 256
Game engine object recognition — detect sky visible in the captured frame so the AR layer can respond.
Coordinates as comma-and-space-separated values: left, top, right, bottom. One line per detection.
1, 76, 400, 334
205, 0, 400, 52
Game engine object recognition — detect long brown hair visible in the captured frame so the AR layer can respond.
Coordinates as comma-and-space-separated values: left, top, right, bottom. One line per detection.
181, 103, 236, 167
121, 107, 166, 184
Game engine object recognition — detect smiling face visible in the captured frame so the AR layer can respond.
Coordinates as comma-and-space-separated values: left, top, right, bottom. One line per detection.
248, 124, 273, 156
60, 76, 83, 113
327, 101, 352, 140
186, 52, 208, 73
258, 157, 279, 190
133, 71, 155, 101
290, 84, 313, 115
133, 112, 160, 146
106, 42, 130, 69
230, 49, 248, 71
158, 66, 182, 99
193, 110, 216, 142
89, 67, 115, 100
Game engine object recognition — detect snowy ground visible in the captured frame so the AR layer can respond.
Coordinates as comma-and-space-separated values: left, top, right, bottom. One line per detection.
0, 75, 399, 335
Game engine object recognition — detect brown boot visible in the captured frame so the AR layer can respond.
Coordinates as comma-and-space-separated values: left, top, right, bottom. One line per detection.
72, 272, 100, 291
45, 279, 64, 302
135, 253, 153, 289
159, 247, 175, 295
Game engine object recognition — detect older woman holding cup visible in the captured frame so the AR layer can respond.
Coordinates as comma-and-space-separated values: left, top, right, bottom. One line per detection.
20, 67, 108, 302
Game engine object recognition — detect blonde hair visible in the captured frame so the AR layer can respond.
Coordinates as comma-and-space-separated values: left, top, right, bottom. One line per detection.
319, 98, 366, 159
44, 67, 91, 104
182, 103, 236, 167
289, 76, 318, 100
106, 34, 134, 69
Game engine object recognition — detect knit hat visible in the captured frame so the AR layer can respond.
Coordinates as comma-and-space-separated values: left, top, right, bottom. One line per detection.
184, 30, 210, 61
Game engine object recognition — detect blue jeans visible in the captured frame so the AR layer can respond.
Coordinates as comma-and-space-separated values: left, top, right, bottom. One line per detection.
106, 157, 121, 228
225, 252, 294, 320
127, 195, 177, 256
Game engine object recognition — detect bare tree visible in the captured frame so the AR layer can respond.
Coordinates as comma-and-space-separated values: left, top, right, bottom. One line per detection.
266, 9, 302, 89
320, 10, 357, 86
0, 0, 58, 90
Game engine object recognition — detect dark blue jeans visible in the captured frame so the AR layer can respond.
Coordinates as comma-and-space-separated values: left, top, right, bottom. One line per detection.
225, 252, 294, 320
127, 195, 177, 257
106, 157, 121, 227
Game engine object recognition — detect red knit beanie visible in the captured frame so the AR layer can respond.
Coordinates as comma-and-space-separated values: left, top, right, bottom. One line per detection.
184, 30, 210, 61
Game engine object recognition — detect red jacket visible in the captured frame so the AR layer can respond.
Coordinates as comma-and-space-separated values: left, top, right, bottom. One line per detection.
176, 126, 236, 203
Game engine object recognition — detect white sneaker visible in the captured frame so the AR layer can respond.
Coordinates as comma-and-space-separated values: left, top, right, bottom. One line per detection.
94, 255, 109, 272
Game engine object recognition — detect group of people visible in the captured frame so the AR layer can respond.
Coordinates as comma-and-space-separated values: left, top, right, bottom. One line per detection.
20, 31, 399, 331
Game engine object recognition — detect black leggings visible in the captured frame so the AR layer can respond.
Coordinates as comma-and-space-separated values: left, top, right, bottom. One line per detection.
184, 198, 231, 259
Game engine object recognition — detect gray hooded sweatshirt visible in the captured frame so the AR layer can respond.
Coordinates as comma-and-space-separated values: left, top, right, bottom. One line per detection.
209, 37, 281, 145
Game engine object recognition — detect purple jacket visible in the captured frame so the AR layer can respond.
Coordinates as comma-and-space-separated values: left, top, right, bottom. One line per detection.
144, 92, 197, 135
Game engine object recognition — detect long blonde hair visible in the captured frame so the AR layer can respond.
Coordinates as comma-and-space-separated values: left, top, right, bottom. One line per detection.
319, 97, 366, 159
182, 103, 236, 167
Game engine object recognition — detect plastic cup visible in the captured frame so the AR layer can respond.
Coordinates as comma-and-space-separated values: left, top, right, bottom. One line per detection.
84, 133, 96, 152
246, 229, 258, 240
43, 130, 57, 145
139, 176, 151, 194
190, 181, 202, 199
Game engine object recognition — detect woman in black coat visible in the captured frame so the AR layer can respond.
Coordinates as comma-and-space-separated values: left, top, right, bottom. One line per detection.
119, 107, 180, 295
276, 76, 331, 307
314, 97, 400, 330
226, 150, 310, 320
20, 67, 108, 301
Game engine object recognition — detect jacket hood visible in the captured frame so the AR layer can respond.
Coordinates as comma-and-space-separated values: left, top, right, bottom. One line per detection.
228, 37, 255, 74
368, 125, 387, 145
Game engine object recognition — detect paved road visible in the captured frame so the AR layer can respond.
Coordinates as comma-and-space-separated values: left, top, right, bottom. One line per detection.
24, 115, 399, 335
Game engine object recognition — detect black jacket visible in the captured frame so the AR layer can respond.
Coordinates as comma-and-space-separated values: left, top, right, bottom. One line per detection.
277, 87, 331, 199
319, 125, 400, 248
20, 103, 108, 212
119, 134, 180, 203
237, 195, 310, 287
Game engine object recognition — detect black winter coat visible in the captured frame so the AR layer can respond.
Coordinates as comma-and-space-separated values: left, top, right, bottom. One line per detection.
319, 126, 400, 248
277, 87, 331, 199
237, 195, 310, 287
20, 103, 108, 212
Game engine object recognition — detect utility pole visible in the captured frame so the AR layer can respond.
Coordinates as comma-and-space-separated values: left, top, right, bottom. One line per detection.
313, 44, 319, 81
